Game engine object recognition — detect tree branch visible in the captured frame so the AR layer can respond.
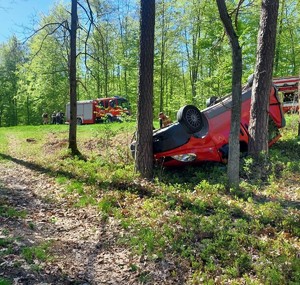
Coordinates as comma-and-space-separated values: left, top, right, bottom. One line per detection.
23, 21, 70, 44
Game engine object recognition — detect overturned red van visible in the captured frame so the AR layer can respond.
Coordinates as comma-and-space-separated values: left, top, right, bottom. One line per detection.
132, 79, 285, 167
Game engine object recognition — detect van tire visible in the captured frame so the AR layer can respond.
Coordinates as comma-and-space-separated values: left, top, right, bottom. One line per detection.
177, 105, 203, 134
77, 118, 82, 125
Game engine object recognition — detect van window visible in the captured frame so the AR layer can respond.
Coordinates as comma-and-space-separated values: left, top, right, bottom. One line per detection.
109, 100, 115, 108
119, 99, 130, 109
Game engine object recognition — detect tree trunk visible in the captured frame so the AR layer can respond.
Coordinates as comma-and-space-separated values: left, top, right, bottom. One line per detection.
184, 24, 200, 104
159, 0, 165, 112
135, 0, 155, 180
68, 0, 80, 156
298, 71, 300, 137
288, 29, 296, 75
248, 0, 279, 159
274, 0, 285, 75
216, 0, 242, 188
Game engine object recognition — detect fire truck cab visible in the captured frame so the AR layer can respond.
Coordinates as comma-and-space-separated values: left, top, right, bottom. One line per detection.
273, 76, 299, 113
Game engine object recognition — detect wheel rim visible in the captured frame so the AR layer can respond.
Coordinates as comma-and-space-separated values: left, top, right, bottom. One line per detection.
186, 109, 201, 128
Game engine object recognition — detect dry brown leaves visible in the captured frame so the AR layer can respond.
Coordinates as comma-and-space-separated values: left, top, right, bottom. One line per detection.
0, 160, 190, 284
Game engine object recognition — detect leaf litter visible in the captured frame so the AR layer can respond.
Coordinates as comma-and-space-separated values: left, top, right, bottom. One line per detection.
0, 160, 189, 284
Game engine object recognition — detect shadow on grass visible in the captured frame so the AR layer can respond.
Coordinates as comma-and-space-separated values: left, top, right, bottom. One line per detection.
1, 151, 299, 212
0, 153, 76, 180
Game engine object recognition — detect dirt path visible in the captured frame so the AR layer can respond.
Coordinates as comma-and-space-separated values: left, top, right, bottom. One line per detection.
0, 160, 185, 285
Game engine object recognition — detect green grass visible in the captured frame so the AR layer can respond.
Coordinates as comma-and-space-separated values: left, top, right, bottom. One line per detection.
0, 206, 27, 218
0, 278, 13, 285
0, 119, 299, 284
21, 242, 52, 264
0, 237, 14, 247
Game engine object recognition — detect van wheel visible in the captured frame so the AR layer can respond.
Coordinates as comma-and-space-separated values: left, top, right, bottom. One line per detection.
177, 105, 203, 134
77, 118, 82, 125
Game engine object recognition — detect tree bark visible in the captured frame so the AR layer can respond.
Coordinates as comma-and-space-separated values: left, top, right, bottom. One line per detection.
184, 22, 201, 104
248, 0, 279, 159
216, 0, 243, 187
298, 71, 300, 137
135, 0, 155, 179
159, 0, 165, 113
68, 0, 80, 156
274, 0, 285, 75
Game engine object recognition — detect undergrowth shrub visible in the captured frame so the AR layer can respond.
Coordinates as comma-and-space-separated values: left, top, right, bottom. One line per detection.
255, 202, 284, 225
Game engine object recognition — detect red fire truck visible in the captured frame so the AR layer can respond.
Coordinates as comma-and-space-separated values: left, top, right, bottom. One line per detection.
273, 76, 299, 113
66, 96, 131, 124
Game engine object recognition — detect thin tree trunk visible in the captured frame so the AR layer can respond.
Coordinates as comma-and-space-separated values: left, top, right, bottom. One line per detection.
288, 29, 296, 75
26, 96, 30, 125
68, 0, 80, 156
135, 0, 155, 179
274, 0, 285, 75
181, 60, 187, 98
118, 10, 129, 98
184, 25, 200, 104
248, 0, 279, 159
298, 71, 300, 137
159, 0, 165, 112
216, 0, 242, 188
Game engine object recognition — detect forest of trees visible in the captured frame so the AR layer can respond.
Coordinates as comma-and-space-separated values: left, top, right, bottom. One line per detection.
0, 0, 299, 127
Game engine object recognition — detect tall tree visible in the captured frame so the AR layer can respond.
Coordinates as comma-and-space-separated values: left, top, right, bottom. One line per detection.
273, 0, 300, 76
248, 0, 279, 159
2, 0, 300, 131
17, 15, 69, 126
0, 36, 24, 127
135, 0, 155, 179
298, 70, 300, 137
68, 0, 80, 155
158, 0, 166, 112
274, 0, 285, 75
183, 1, 202, 104
216, 0, 243, 187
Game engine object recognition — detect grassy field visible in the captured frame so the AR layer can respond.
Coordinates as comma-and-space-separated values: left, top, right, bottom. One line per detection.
0, 117, 299, 284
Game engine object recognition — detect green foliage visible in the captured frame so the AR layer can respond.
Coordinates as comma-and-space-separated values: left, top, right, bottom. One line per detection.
21, 242, 52, 264
0, 232, 14, 258
0, 206, 27, 219
0, 278, 13, 285
0, 0, 298, 125
0, 237, 14, 248
255, 202, 284, 225
138, 271, 152, 284
66, 181, 85, 194
98, 195, 118, 214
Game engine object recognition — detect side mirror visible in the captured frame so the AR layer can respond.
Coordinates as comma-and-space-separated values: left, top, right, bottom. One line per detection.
247, 74, 254, 87
206, 96, 218, 107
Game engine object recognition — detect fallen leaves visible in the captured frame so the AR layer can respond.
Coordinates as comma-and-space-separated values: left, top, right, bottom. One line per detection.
0, 161, 189, 284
